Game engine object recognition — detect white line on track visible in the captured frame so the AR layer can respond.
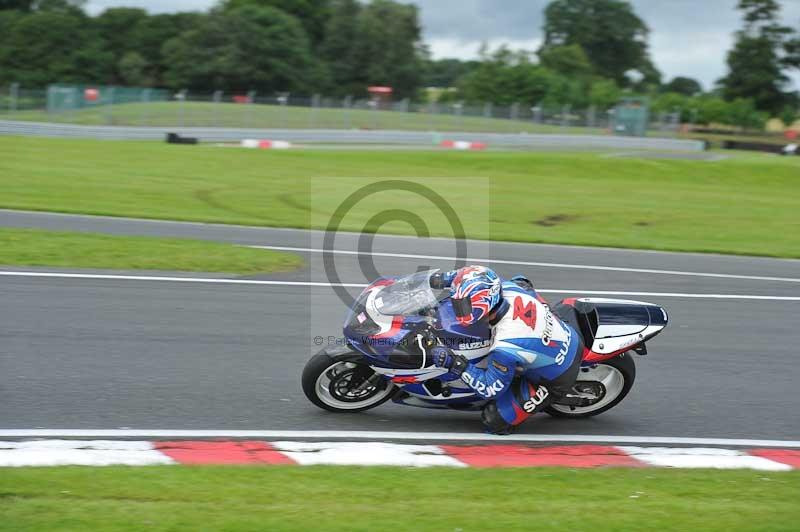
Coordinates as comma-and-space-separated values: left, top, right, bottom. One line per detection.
539, 290, 800, 301
1, 430, 799, 448
249, 245, 800, 284
0, 270, 366, 287
1, 271, 799, 301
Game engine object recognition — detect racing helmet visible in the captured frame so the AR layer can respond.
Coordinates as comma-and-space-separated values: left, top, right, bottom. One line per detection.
450, 266, 502, 325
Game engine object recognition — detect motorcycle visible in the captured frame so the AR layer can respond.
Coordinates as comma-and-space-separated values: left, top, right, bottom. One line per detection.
302, 269, 668, 420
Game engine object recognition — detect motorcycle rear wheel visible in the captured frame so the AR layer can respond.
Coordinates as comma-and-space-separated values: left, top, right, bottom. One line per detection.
302, 348, 396, 413
545, 353, 636, 418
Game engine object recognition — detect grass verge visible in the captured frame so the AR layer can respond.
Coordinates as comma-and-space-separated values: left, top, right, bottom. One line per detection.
0, 466, 798, 531
0, 228, 302, 273
2, 136, 799, 257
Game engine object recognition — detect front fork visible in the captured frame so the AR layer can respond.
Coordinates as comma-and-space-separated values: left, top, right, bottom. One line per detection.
351, 371, 383, 395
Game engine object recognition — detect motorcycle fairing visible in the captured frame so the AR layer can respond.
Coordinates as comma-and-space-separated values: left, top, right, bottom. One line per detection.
344, 274, 493, 374
564, 298, 668, 359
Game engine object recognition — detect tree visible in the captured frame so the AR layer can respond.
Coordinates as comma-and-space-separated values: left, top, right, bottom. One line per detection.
0, 9, 23, 84
785, 36, 800, 69
458, 46, 577, 107
318, 0, 361, 95
162, 5, 317, 93
588, 78, 621, 109
0, 8, 111, 86
779, 106, 797, 127
688, 93, 767, 129
694, 96, 731, 125
719, 35, 791, 113
118, 51, 149, 86
130, 13, 200, 87
632, 57, 662, 90
541, 71, 586, 107
94, 8, 149, 84
348, 0, 424, 99
537, 44, 592, 78
652, 92, 690, 121
0, 1, 33, 10
726, 97, 767, 128
540, 0, 657, 86
663, 76, 702, 96
718, 0, 796, 115
220, 0, 330, 47
420, 58, 480, 88
31, 0, 84, 12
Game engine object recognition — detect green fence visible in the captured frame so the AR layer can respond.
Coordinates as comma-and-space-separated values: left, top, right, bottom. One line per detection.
46, 85, 169, 113
0, 84, 674, 136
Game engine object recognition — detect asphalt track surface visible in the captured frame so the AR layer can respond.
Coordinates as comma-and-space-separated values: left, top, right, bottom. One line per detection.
2, 209, 799, 440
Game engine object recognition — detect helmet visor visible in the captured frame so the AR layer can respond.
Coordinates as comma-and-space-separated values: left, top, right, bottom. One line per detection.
451, 296, 473, 320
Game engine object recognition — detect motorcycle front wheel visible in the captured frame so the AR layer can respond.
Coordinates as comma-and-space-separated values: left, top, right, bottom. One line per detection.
545, 353, 636, 418
302, 347, 396, 413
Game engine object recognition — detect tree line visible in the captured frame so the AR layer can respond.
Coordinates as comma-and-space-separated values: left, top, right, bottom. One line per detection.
0, 0, 424, 98
443, 0, 799, 128
0, 0, 798, 128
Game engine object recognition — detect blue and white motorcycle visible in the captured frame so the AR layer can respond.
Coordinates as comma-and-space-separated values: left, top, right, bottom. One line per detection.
302, 270, 668, 419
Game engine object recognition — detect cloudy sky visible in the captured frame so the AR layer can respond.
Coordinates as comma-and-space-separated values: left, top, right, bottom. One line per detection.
85, 0, 800, 90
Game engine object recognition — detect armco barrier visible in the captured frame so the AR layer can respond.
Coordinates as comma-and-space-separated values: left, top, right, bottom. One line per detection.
0, 120, 706, 151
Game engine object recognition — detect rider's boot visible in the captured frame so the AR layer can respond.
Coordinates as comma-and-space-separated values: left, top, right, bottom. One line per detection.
480, 379, 551, 435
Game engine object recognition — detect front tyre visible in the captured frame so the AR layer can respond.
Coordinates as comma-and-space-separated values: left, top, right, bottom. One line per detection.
545, 353, 636, 418
302, 348, 396, 413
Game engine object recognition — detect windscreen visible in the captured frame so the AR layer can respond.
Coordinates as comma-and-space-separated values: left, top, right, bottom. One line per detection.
374, 270, 442, 316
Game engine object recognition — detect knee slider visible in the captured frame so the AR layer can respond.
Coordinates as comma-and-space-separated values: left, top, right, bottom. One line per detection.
481, 402, 514, 435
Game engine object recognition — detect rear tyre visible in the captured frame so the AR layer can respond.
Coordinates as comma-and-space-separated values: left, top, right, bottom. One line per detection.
302, 348, 396, 413
545, 353, 636, 418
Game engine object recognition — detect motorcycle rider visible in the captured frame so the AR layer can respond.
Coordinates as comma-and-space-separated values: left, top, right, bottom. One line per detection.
428, 265, 584, 434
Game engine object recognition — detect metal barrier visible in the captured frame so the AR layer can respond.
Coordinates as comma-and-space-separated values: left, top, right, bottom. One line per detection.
0, 120, 706, 151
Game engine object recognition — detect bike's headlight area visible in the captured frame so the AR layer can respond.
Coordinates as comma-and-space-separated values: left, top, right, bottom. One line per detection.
344, 309, 381, 337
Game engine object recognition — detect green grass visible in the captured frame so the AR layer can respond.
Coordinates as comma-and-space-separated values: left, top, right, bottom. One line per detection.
0, 228, 302, 273
2, 136, 799, 257
0, 466, 798, 531
4, 100, 606, 134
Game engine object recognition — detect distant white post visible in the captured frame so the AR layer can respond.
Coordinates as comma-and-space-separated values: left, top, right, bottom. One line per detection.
531, 105, 541, 124
246, 90, 256, 128
9, 82, 19, 114
212, 90, 222, 127
342, 95, 351, 129
140, 88, 151, 126
453, 101, 463, 129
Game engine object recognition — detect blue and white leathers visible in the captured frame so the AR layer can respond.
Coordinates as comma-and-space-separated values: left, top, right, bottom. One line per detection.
462, 282, 579, 386
442, 276, 582, 425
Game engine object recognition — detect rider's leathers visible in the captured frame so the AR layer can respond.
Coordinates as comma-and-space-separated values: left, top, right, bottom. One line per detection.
440, 272, 583, 426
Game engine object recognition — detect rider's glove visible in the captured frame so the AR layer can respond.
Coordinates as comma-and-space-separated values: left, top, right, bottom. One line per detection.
429, 270, 456, 290
429, 272, 446, 290
430, 346, 469, 376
